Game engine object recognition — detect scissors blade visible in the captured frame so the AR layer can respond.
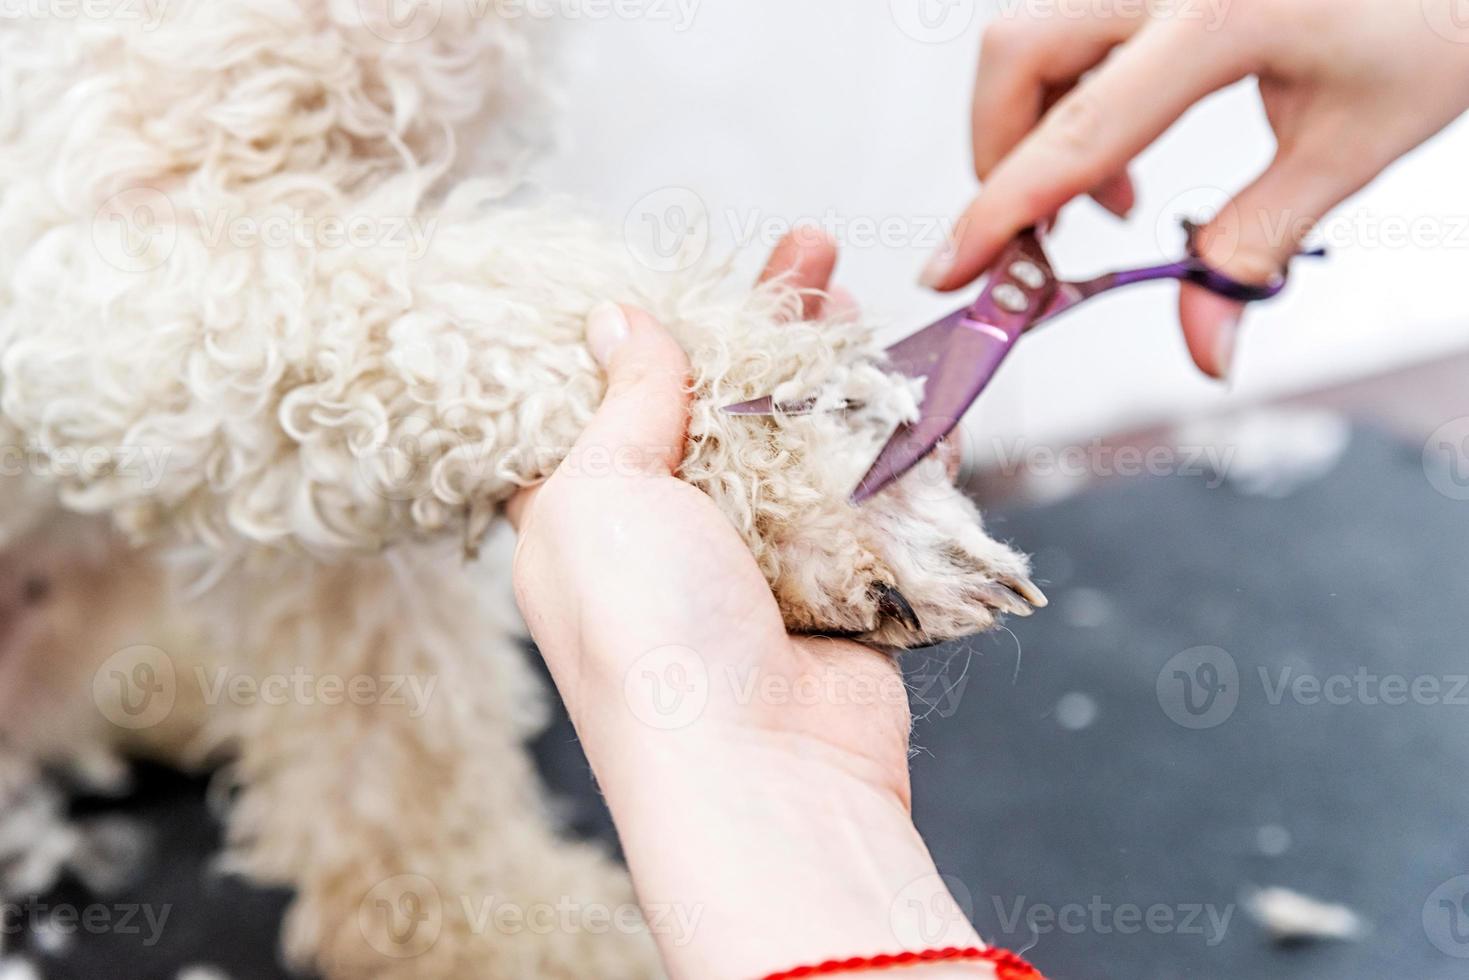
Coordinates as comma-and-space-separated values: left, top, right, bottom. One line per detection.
720, 229, 1055, 503
718, 309, 991, 418
851, 229, 1055, 503
722, 394, 863, 416
850, 310, 1026, 504
721, 395, 785, 415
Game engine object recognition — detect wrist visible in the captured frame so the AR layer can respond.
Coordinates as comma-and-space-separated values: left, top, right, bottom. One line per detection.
537, 629, 974, 979
585, 722, 980, 979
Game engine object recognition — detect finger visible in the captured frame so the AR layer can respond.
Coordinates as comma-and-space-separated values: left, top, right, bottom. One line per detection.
824, 285, 860, 323
935, 435, 962, 483
1177, 287, 1244, 381
930, 21, 1246, 291
577, 303, 693, 476
1089, 169, 1136, 219
971, 16, 1145, 179
998, 78, 1134, 221
969, 19, 1141, 231
1179, 147, 1356, 379
758, 225, 838, 321
505, 484, 538, 532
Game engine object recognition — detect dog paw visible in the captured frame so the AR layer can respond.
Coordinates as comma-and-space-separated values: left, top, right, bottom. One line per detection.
685, 304, 1043, 648
760, 452, 1046, 648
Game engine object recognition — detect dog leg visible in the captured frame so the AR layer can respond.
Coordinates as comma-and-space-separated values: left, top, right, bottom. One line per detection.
197, 548, 660, 980
0, 6, 1040, 648
0, 516, 209, 771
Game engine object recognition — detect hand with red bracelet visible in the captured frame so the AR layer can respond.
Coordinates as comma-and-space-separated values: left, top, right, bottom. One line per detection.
508, 231, 1040, 980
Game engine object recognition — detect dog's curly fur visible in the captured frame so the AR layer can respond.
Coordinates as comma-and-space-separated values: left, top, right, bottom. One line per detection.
0, 3, 1041, 977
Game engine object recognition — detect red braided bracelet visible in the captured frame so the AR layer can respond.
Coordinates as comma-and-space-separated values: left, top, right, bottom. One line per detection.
759, 945, 1044, 980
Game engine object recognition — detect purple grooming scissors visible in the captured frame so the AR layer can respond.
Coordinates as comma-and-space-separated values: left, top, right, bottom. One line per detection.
723, 220, 1324, 504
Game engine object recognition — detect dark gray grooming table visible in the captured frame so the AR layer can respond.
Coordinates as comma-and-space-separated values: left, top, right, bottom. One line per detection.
903, 425, 1469, 980
10, 425, 1468, 979
2, 763, 300, 979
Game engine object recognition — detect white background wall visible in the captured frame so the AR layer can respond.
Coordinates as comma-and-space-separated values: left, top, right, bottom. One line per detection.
535, 0, 1469, 457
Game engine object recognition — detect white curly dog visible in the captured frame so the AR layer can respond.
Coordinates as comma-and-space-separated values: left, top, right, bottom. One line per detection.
0, 3, 1043, 977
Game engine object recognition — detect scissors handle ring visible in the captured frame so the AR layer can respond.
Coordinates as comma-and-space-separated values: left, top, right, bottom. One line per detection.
1179, 218, 1326, 303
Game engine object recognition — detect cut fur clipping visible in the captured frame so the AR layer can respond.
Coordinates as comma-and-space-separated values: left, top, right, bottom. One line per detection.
1245, 886, 1366, 944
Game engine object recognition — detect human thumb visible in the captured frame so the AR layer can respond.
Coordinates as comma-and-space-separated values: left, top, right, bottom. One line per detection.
1179, 150, 1347, 381
579, 302, 692, 476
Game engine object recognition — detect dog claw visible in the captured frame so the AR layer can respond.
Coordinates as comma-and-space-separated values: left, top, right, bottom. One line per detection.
871, 582, 922, 634
1001, 575, 1048, 608
976, 583, 1035, 617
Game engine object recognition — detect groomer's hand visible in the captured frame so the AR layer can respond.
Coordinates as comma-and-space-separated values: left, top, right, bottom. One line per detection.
925, 0, 1469, 377
508, 231, 985, 980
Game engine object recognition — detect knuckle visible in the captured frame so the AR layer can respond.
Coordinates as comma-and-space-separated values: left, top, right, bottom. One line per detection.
1200, 220, 1283, 284
1228, 244, 1284, 284
1016, 183, 1057, 222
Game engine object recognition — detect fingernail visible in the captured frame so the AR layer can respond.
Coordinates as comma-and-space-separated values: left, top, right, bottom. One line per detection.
587, 303, 629, 367
1213, 310, 1241, 381
920, 238, 956, 289
1091, 173, 1135, 220
1098, 194, 1134, 220
825, 285, 859, 322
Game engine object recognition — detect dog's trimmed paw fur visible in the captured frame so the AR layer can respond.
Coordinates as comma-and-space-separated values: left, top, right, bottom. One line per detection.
770, 476, 1046, 648
681, 313, 1045, 649
731, 439, 1046, 648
